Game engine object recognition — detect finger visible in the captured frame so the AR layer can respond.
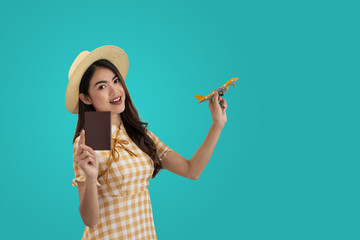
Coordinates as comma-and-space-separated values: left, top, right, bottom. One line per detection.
75, 154, 90, 166
79, 151, 93, 161
78, 151, 89, 161
213, 92, 221, 108
219, 97, 225, 105
78, 150, 95, 163
84, 156, 95, 165
74, 131, 85, 157
222, 98, 228, 111
79, 144, 96, 156
78, 129, 85, 147
78, 157, 95, 169
214, 91, 218, 102
75, 142, 83, 158
210, 93, 214, 103
84, 156, 96, 166
75, 142, 87, 158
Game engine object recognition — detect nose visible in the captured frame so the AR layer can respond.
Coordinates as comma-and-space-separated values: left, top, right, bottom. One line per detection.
109, 84, 120, 97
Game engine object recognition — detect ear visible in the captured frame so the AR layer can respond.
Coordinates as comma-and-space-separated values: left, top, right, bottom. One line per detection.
79, 93, 93, 105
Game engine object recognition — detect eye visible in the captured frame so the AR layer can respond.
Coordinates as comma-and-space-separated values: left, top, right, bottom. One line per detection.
114, 78, 120, 83
98, 85, 106, 90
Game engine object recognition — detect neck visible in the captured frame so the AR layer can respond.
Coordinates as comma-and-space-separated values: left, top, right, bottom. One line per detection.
112, 113, 122, 127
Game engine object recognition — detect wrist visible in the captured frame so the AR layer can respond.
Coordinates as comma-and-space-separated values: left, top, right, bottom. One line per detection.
85, 177, 98, 185
212, 121, 224, 130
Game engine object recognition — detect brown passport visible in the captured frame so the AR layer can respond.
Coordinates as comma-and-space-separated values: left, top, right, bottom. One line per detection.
85, 111, 111, 150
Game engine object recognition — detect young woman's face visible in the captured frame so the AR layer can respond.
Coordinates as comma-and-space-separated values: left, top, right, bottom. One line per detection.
80, 67, 126, 115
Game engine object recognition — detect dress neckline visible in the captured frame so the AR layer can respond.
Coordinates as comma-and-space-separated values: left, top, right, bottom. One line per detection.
111, 121, 123, 137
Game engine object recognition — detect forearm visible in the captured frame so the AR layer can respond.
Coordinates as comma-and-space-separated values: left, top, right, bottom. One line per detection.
79, 178, 99, 228
189, 122, 223, 179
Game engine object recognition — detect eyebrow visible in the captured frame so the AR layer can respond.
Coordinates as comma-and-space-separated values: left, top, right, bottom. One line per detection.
94, 75, 118, 87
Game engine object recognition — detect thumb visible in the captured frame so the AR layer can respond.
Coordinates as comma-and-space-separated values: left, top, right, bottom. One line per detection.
213, 92, 220, 107
214, 91, 218, 101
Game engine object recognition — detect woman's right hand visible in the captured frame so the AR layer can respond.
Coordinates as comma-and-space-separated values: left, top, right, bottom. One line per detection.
74, 129, 99, 182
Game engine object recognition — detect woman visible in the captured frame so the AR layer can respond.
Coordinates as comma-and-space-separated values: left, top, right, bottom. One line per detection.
65, 45, 227, 239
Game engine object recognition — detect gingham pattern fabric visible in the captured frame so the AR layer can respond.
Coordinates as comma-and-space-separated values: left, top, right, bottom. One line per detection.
72, 122, 172, 240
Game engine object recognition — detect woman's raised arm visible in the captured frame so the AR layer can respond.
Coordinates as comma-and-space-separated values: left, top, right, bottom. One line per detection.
162, 91, 227, 179
74, 130, 100, 228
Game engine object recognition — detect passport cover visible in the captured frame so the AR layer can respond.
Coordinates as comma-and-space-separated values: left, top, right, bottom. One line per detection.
85, 111, 111, 150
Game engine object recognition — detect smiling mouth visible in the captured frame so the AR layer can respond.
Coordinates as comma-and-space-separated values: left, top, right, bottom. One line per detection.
110, 96, 121, 103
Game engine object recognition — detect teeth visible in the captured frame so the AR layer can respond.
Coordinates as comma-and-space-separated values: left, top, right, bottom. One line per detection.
110, 97, 121, 103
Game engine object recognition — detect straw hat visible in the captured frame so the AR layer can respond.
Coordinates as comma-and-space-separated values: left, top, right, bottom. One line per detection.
65, 45, 129, 114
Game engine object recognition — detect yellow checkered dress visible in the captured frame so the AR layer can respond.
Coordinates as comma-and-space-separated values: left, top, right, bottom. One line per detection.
72, 122, 172, 239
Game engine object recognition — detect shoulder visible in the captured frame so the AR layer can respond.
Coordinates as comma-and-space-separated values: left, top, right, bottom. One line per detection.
145, 128, 153, 135
145, 128, 156, 139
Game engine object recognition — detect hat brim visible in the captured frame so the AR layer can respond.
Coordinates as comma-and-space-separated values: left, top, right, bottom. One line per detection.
65, 45, 129, 114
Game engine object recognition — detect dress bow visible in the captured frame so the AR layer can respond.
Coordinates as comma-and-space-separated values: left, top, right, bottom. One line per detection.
99, 125, 137, 186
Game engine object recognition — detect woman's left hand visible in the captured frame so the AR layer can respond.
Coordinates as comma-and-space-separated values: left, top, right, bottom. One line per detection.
209, 91, 227, 128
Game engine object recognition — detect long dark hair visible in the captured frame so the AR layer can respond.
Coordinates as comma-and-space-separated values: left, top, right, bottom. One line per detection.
72, 59, 163, 178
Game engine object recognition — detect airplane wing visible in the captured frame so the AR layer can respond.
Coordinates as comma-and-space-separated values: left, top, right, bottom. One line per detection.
225, 78, 239, 87
203, 92, 215, 102
194, 92, 215, 103
195, 77, 239, 103
210, 87, 222, 92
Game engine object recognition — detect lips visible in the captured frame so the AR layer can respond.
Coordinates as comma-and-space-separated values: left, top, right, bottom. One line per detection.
110, 96, 122, 105
110, 96, 121, 103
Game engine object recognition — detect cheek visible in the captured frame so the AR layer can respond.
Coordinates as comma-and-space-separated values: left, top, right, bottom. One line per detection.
120, 88, 126, 98
89, 91, 106, 105
95, 94, 108, 104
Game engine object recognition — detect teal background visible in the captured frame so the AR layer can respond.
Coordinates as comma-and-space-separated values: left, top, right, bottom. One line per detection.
0, 0, 359, 239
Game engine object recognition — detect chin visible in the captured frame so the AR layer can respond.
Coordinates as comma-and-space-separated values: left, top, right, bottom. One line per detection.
113, 107, 125, 114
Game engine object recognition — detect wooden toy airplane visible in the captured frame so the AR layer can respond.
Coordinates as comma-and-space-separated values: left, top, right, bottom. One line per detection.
194, 77, 239, 103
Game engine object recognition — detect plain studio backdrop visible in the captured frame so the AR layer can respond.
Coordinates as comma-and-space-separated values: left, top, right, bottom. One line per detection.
0, 0, 359, 239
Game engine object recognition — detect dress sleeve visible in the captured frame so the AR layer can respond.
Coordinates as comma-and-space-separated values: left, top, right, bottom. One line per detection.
146, 129, 173, 161
72, 136, 101, 187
